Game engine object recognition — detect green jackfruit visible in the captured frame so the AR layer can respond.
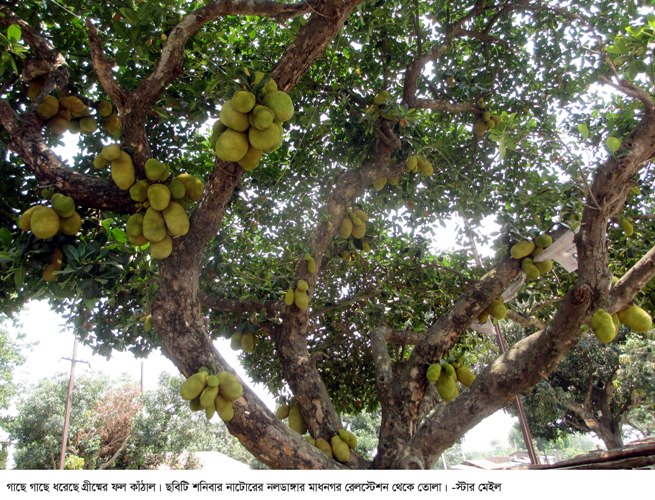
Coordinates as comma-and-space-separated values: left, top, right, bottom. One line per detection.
456, 366, 476, 387
521, 258, 541, 280
231, 91, 256, 113
97, 100, 113, 117
591, 308, 617, 344
338, 429, 357, 449
284, 288, 295, 306
488, 299, 507, 320
129, 180, 149, 202
351, 223, 366, 240
200, 385, 219, 409
79, 117, 97, 134
215, 129, 249, 162
339, 217, 353, 238
147, 184, 171, 211
330, 435, 350, 463
241, 332, 255, 353
294, 289, 309, 310
145, 158, 166, 181
288, 403, 307, 434
180, 371, 209, 400
51, 193, 76, 218
405, 155, 419, 173
17, 206, 39, 231
59, 212, 82, 236
248, 105, 275, 131
150, 235, 173, 260
142, 207, 167, 243
617, 304, 652, 333
237, 146, 263, 171
417, 157, 434, 176
162, 201, 190, 237
168, 178, 186, 199
534, 234, 553, 248
261, 90, 294, 122
111, 152, 135, 190
214, 395, 234, 422
176, 174, 204, 201
372, 177, 387, 191
36, 95, 59, 119
101, 143, 122, 161
219, 100, 250, 131
248, 124, 282, 152
511, 240, 536, 259
426, 363, 442, 383
30, 206, 60, 239
315, 438, 333, 458
230, 332, 243, 351
275, 404, 290, 419
126, 213, 145, 238
296, 279, 309, 292
436, 373, 459, 401
218, 371, 243, 401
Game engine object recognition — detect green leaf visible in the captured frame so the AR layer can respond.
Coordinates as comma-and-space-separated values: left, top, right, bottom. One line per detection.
14, 265, 26, 288
606, 136, 621, 154
577, 123, 590, 139
7, 24, 21, 43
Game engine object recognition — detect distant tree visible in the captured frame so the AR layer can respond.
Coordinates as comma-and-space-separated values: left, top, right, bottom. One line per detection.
516, 332, 655, 450
122, 372, 255, 469
0, 319, 25, 420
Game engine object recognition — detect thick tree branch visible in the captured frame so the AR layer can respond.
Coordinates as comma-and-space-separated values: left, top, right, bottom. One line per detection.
370, 326, 395, 411
137, 0, 312, 105
607, 245, 655, 310
199, 293, 283, 317
401, 97, 655, 470
0, 100, 134, 212
86, 20, 127, 109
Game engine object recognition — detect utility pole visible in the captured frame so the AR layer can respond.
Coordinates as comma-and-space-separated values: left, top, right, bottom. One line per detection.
58, 337, 89, 470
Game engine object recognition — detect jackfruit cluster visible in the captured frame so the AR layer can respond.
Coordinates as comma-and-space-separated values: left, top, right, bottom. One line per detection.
229, 331, 256, 353
18, 193, 83, 240
478, 297, 507, 324
95, 145, 204, 260
405, 154, 434, 177
587, 302, 651, 345
180, 366, 244, 422
425, 360, 476, 402
472, 103, 502, 140
28, 79, 120, 137
211, 72, 294, 170
284, 279, 310, 311
276, 399, 308, 434
339, 208, 368, 240
510, 233, 554, 281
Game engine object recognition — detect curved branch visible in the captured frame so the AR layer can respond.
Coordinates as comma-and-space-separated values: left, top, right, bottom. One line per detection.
86, 20, 127, 109
608, 245, 655, 310
0, 100, 134, 212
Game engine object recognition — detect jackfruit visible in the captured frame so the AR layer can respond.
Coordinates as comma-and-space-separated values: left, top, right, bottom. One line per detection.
237, 146, 263, 171
126, 213, 145, 238
209, 120, 227, 147
218, 371, 243, 401
436, 373, 459, 401
305, 254, 316, 273
241, 332, 255, 353
417, 157, 434, 176
275, 404, 290, 419
591, 308, 617, 344
521, 258, 541, 281
511, 240, 536, 259
534, 259, 553, 274
315, 438, 333, 458
30, 206, 60, 239
111, 152, 136, 190
288, 403, 307, 434
284, 288, 295, 305
214, 394, 234, 422
93, 155, 108, 170
296, 279, 309, 292
405, 155, 419, 173
143, 314, 153, 333
79, 117, 97, 134
351, 223, 366, 239
205, 405, 216, 420
373, 177, 387, 191
147, 184, 171, 211
219, 100, 250, 131
248, 124, 282, 152
426, 363, 442, 383
442, 362, 456, 380
145, 158, 166, 181
330, 435, 351, 463
294, 289, 309, 310
338, 429, 357, 449
101, 144, 122, 161
103, 113, 121, 137
176, 173, 204, 201
488, 299, 507, 321
254, 72, 277, 94
373, 90, 390, 105
162, 201, 190, 237
261, 90, 294, 122
59, 96, 87, 115
473, 117, 489, 139
248, 105, 275, 131
59, 212, 82, 235
534, 234, 553, 248
168, 178, 186, 199
17, 206, 39, 231
36, 95, 59, 119
200, 385, 220, 409
232, 90, 257, 113
150, 235, 173, 260
456, 366, 476, 387
48, 116, 69, 135
230, 332, 243, 351
617, 304, 652, 333
97, 100, 113, 117
189, 397, 203, 412
142, 207, 167, 243
129, 180, 150, 202
180, 371, 209, 400
51, 193, 76, 218
619, 216, 634, 237
339, 217, 353, 238
42, 262, 61, 282
215, 129, 249, 161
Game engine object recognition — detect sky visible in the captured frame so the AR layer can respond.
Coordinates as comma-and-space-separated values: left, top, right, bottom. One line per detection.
4, 299, 518, 457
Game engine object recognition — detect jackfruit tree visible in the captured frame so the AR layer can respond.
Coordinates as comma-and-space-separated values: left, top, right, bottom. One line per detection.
0, 0, 654, 469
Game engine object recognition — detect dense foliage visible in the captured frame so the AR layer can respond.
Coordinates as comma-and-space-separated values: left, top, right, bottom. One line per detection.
0, 0, 654, 468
